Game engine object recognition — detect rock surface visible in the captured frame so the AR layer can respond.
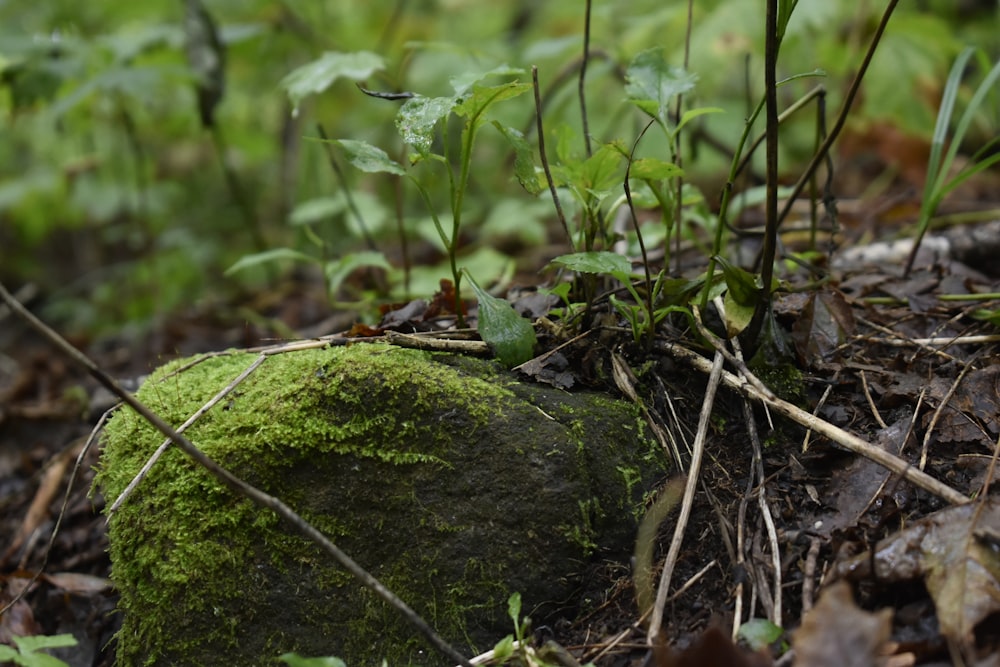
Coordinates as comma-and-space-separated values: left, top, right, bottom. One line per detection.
97, 343, 663, 666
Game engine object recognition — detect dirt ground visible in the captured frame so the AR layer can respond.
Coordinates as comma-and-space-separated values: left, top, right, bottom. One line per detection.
4, 187, 1000, 666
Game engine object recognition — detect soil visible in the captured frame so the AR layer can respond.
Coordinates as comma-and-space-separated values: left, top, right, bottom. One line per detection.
4, 186, 1000, 666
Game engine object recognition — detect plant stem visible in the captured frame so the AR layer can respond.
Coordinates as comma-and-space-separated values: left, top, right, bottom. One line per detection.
533, 66, 573, 248
579, 0, 593, 157
775, 0, 900, 229
745, 0, 781, 346
0, 281, 475, 667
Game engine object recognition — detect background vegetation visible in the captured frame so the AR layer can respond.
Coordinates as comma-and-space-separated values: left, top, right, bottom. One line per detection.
1, 0, 996, 337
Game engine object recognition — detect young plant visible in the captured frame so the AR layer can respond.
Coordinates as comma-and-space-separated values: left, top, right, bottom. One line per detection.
386, 67, 532, 323
904, 47, 1000, 276
491, 592, 588, 667
0, 634, 76, 667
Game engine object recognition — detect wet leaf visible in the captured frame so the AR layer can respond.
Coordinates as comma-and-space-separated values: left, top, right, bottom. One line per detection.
328, 139, 406, 175
835, 498, 1000, 645
791, 288, 856, 364
281, 51, 384, 114
396, 95, 454, 155
625, 48, 697, 125
465, 273, 536, 368
792, 581, 893, 667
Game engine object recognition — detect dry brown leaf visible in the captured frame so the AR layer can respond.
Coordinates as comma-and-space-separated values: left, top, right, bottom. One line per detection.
2, 443, 76, 565
834, 499, 1000, 646
654, 626, 771, 667
41, 572, 112, 595
793, 581, 893, 667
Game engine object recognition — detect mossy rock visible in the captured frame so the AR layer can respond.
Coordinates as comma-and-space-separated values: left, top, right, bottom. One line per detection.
97, 343, 662, 666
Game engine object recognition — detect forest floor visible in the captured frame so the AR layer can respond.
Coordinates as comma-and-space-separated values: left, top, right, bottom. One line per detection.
3, 180, 1000, 667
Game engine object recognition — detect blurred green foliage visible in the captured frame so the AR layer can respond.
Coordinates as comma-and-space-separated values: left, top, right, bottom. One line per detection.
0, 0, 995, 335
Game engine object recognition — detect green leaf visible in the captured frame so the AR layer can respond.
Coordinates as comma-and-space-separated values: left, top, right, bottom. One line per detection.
465, 273, 536, 368
676, 106, 724, 133
450, 64, 524, 96
491, 635, 515, 661
396, 95, 455, 155
288, 197, 347, 226
12, 635, 78, 653
453, 81, 532, 126
329, 139, 406, 175
625, 49, 697, 125
278, 653, 348, 667
714, 255, 760, 307
492, 121, 542, 194
325, 251, 391, 295
225, 248, 317, 275
723, 290, 755, 338
776, 0, 800, 41
629, 157, 683, 181
507, 591, 522, 624
550, 251, 631, 277
281, 51, 385, 113
737, 618, 784, 651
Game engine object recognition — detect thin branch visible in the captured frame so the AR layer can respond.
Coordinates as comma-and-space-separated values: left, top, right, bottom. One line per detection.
0, 281, 474, 667
656, 338, 968, 505
647, 348, 726, 643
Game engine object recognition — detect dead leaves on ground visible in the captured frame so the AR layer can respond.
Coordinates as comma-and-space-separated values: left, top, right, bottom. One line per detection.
793, 581, 898, 667
834, 498, 1000, 660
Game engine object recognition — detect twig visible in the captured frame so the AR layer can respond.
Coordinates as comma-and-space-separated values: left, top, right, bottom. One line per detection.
385, 330, 490, 355
920, 358, 976, 471
656, 339, 969, 505
647, 349, 725, 643
801, 383, 832, 453
0, 280, 475, 667
107, 353, 268, 515
860, 370, 888, 429
730, 331, 781, 626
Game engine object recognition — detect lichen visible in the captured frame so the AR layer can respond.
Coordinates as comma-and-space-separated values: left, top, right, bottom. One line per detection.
97, 343, 663, 666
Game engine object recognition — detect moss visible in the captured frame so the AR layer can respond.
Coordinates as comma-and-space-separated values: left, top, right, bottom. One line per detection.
97, 343, 662, 666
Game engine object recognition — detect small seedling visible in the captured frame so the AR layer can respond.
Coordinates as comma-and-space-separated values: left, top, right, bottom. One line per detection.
0, 634, 76, 667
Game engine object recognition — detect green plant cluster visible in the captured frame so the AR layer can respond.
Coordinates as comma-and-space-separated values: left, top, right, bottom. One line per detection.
0, 634, 76, 667
1, 1, 995, 340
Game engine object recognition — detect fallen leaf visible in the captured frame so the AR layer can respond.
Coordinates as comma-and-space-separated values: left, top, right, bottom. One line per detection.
834, 499, 1000, 646
793, 581, 894, 667
653, 626, 771, 667
41, 572, 112, 595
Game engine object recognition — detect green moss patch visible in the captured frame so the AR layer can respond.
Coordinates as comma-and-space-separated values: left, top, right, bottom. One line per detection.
97, 343, 662, 666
